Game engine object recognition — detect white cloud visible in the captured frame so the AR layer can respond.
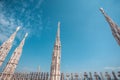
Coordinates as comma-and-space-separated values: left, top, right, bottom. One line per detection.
0, 12, 23, 43
0, 18, 10, 26
0, 34, 8, 42
35, 0, 44, 9
0, 2, 24, 43
0, 0, 44, 44
104, 67, 120, 70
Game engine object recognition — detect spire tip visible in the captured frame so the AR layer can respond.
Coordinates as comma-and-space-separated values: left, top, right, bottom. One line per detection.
58, 21, 60, 27
99, 8, 105, 14
25, 33, 28, 38
16, 26, 20, 31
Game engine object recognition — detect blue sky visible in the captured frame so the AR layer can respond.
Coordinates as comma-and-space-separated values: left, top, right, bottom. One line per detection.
0, 0, 120, 73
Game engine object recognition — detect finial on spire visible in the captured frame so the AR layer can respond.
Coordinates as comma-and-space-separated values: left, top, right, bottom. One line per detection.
58, 21, 60, 28
25, 33, 28, 38
56, 21, 60, 39
16, 26, 20, 31
99, 8, 105, 14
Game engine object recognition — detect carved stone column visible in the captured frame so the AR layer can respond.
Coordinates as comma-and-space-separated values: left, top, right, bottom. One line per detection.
112, 71, 118, 80
84, 72, 88, 80
66, 73, 70, 80
105, 72, 111, 80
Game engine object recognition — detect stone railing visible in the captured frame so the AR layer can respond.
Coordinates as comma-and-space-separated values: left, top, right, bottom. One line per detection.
0, 71, 120, 80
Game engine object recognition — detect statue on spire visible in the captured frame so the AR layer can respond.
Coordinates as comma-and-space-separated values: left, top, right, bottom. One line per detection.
100, 8, 120, 46
0, 27, 20, 67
